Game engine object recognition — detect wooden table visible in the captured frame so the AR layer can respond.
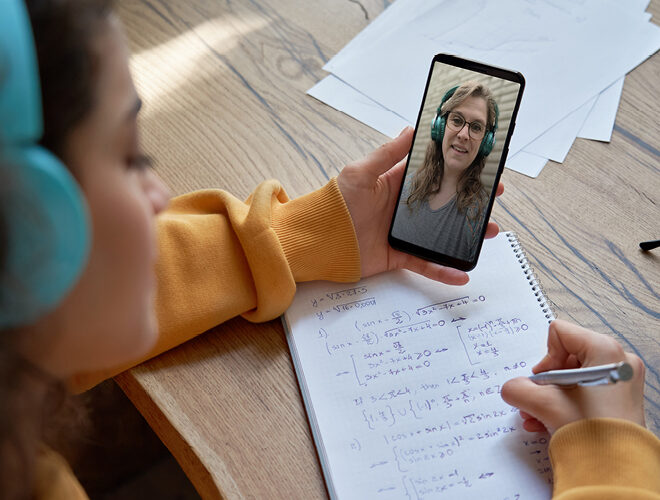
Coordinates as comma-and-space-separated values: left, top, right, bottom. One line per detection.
114, 1, 660, 498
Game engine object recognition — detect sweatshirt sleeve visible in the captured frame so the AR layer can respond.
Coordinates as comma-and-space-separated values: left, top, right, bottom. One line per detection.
69, 178, 361, 392
550, 418, 660, 499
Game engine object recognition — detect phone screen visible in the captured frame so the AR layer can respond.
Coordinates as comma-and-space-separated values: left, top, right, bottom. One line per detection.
388, 54, 525, 271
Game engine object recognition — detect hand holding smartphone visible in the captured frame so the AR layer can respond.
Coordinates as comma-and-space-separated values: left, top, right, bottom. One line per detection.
388, 54, 525, 271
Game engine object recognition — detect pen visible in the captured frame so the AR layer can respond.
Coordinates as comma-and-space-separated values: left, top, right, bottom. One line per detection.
528, 361, 633, 386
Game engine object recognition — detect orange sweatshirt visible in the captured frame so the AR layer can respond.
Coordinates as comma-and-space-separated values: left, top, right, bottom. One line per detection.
44, 179, 658, 499
70, 178, 360, 392
550, 418, 660, 499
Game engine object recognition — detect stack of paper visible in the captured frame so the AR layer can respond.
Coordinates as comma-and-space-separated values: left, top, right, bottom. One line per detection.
309, 0, 660, 177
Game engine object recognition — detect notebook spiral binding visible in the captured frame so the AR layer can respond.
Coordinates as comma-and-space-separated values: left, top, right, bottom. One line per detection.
507, 232, 556, 323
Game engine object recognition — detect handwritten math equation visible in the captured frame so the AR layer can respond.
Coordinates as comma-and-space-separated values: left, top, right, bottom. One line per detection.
295, 281, 552, 499
314, 287, 531, 381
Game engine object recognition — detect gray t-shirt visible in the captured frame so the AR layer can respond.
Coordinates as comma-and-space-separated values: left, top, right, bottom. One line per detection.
391, 184, 486, 262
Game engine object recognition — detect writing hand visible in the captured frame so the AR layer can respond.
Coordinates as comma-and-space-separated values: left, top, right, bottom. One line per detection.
501, 319, 646, 434
337, 127, 503, 285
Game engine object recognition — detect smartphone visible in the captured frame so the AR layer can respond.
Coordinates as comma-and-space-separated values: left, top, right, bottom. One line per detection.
388, 53, 525, 271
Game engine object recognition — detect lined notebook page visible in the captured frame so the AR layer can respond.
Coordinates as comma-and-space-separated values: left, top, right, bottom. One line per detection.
283, 232, 554, 500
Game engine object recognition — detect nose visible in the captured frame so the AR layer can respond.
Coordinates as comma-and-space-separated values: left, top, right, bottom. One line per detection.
456, 122, 471, 140
144, 171, 172, 215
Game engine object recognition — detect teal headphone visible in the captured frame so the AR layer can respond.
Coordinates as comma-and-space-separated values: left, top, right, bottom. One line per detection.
430, 85, 499, 158
0, 0, 90, 328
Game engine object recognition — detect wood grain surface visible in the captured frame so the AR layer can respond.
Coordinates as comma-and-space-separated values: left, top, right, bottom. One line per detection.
114, 1, 660, 498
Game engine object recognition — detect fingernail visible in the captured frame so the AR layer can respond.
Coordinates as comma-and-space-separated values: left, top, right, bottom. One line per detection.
398, 126, 413, 137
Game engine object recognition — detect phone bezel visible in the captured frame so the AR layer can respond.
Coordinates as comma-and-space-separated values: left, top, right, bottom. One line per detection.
388, 53, 526, 271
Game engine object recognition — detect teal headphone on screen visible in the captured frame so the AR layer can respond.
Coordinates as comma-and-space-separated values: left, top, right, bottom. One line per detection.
430, 85, 499, 158
0, 0, 90, 328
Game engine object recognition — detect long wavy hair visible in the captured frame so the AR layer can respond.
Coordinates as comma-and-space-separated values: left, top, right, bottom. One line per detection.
406, 81, 497, 222
0, 1, 113, 497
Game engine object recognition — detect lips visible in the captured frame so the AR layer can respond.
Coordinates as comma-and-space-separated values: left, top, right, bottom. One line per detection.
451, 144, 469, 154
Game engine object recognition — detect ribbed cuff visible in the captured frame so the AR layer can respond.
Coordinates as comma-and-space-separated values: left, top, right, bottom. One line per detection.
272, 178, 360, 283
550, 418, 660, 496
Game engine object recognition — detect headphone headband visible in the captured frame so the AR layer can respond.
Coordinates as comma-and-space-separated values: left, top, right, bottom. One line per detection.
0, 0, 43, 145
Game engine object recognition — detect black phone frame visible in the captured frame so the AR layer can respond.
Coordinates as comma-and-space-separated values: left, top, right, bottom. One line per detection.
388, 53, 526, 271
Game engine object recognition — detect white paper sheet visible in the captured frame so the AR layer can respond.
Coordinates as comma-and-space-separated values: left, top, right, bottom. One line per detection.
323, 0, 437, 74
578, 77, 625, 142
504, 151, 549, 179
308, 76, 411, 138
524, 97, 596, 163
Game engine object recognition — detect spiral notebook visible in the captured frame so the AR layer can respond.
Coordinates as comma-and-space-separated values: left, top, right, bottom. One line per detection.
283, 232, 555, 500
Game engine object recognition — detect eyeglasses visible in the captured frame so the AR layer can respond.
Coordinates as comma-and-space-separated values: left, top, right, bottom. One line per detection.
446, 112, 487, 140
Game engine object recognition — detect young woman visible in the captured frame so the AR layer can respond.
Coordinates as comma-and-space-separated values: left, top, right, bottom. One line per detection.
394, 81, 497, 262
0, 1, 656, 499
0, 0, 486, 497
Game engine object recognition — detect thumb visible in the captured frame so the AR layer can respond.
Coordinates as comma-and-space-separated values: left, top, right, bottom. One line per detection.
352, 126, 413, 178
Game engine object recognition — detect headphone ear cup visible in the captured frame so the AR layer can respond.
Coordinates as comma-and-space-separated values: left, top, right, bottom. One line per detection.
438, 115, 446, 145
479, 131, 495, 157
431, 114, 446, 144
0, 146, 89, 328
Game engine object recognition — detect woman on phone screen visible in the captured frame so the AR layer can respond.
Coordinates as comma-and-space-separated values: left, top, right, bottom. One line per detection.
395, 81, 498, 262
